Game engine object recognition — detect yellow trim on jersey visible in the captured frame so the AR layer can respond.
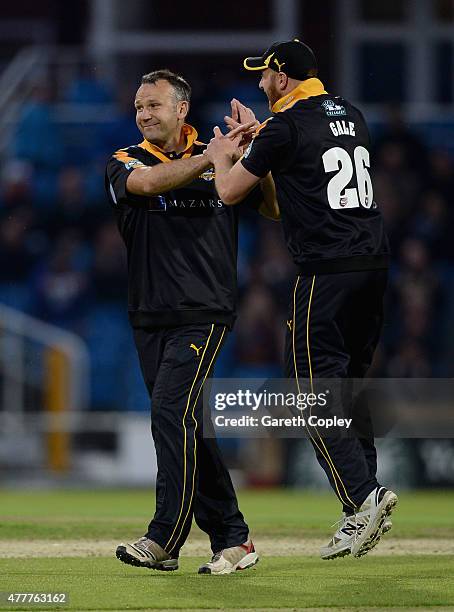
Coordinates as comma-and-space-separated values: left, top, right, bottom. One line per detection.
165, 324, 215, 551
168, 326, 226, 554
250, 79, 327, 140
113, 150, 145, 166
136, 144, 172, 164
254, 117, 273, 136
271, 78, 327, 113
138, 123, 199, 162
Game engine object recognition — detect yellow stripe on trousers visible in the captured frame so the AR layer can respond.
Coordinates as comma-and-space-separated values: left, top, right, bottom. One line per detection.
292, 276, 356, 509
168, 326, 226, 554
165, 324, 215, 551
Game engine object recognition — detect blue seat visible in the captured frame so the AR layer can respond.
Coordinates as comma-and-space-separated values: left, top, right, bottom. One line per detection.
85, 304, 131, 409
0, 283, 32, 312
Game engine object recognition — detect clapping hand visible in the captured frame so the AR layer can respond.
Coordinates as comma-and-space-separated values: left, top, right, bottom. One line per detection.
204, 121, 257, 163
224, 98, 260, 148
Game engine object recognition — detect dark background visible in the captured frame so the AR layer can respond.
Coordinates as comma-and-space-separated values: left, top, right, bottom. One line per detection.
0, 0, 453, 488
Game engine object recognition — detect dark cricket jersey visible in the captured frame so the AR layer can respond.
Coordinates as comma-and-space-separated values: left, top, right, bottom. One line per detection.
241, 79, 389, 274
105, 125, 260, 329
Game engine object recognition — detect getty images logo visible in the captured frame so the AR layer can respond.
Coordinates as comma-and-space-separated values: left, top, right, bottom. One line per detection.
214, 389, 329, 412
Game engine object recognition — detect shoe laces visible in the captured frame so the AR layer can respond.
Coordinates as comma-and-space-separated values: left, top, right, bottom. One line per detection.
330, 516, 345, 530
135, 536, 150, 548
210, 551, 223, 563
330, 513, 354, 530
330, 513, 363, 541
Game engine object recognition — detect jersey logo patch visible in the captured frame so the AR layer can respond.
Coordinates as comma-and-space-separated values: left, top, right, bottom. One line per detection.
125, 159, 145, 170
322, 99, 346, 117
190, 343, 204, 357
199, 168, 215, 181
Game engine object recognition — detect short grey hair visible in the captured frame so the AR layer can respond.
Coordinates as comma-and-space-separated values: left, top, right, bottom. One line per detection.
141, 69, 191, 103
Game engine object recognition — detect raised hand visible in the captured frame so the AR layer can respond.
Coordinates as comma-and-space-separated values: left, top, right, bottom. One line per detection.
226, 120, 258, 140
224, 99, 260, 148
204, 122, 257, 163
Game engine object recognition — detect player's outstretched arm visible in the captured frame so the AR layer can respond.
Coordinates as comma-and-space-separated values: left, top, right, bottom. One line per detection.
224, 106, 280, 219
126, 154, 211, 197
205, 123, 259, 204
205, 124, 279, 219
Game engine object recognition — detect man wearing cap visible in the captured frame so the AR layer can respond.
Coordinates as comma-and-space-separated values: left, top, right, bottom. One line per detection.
205, 40, 398, 561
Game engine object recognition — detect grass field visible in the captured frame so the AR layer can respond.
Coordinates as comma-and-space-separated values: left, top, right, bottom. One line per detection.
0, 488, 453, 611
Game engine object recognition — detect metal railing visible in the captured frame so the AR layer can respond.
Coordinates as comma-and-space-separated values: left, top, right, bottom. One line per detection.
0, 46, 47, 154
0, 304, 90, 471
0, 45, 115, 157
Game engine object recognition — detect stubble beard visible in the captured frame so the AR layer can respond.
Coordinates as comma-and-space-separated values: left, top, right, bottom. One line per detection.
266, 81, 281, 110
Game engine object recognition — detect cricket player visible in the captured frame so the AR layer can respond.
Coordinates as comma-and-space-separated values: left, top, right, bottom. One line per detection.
105, 69, 276, 575
205, 40, 398, 560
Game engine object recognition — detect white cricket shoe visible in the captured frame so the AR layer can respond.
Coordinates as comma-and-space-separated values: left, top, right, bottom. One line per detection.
321, 514, 393, 560
351, 487, 398, 558
198, 539, 259, 575
320, 513, 358, 560
116, 536, 178, 571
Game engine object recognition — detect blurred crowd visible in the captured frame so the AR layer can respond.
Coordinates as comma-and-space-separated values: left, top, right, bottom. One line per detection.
1, 73, 453, 410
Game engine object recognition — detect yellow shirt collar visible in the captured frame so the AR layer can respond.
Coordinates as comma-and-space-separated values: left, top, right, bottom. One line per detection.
271, 78, 327, 113
139, 124, 198, 161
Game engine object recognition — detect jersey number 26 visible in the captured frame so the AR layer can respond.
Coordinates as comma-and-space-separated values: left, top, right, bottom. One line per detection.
322, 145, 373, 209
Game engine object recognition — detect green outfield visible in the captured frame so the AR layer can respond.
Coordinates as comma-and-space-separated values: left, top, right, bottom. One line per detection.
0, 489, 453, 610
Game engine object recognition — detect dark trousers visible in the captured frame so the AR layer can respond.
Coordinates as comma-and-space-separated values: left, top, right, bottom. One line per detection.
133, 323, 249, 556
285, 270, 387, 512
